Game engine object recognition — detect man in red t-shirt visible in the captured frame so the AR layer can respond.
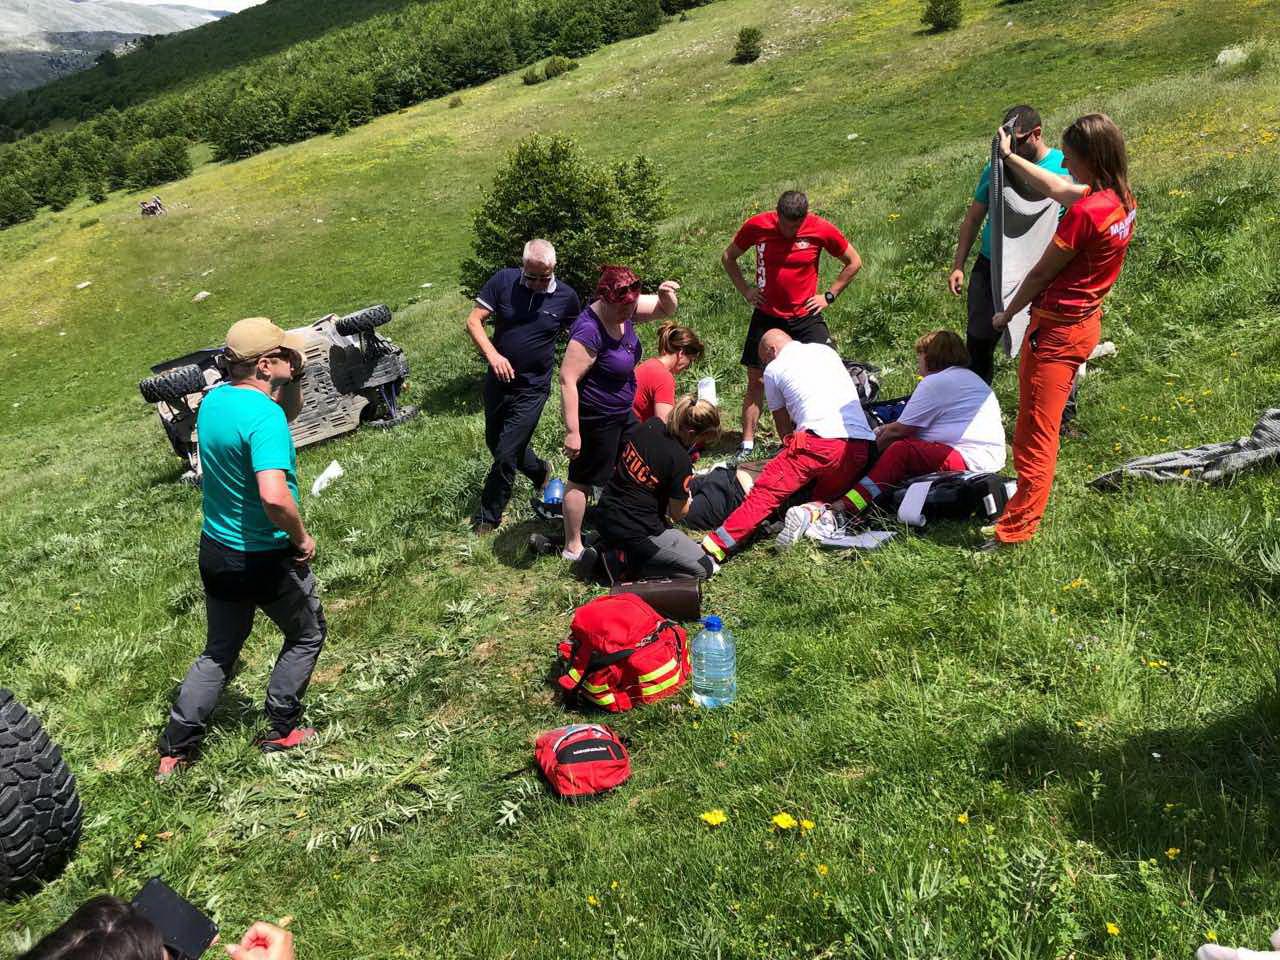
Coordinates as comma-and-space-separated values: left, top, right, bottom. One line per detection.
721, 191, 862, 455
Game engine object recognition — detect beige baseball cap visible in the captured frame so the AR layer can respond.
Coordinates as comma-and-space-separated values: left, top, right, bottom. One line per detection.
224, 317, 308, 369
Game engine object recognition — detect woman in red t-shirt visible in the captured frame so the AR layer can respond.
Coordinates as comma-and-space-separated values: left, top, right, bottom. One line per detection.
632, 322, 705, 422
983, 113, 1136, 549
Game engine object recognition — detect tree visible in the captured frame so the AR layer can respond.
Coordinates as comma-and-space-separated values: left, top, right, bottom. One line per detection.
124, 135, 191, 189
921, 0, 962, 32
731, 27, 763, 63
460, 134, 669, 299
0, 179, 37, 227
211, 92, 285, 161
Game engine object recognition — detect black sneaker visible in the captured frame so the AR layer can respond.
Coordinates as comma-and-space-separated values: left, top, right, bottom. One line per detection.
529, 532, 559, 556
570, 546, 599, 581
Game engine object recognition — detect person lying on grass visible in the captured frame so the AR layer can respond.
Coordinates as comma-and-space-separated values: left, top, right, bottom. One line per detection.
820, 329, 1005, 525
586, 395, 722, 581
700, 328, 874, 562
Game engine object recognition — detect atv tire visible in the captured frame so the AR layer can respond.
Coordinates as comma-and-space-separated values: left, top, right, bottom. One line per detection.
139, 364, 205, 404
334, 304, 392, 337
0, 690, 82, 898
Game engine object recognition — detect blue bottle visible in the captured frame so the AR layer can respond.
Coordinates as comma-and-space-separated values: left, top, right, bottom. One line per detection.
691, 616, 736, 708
543, 477, 565, 505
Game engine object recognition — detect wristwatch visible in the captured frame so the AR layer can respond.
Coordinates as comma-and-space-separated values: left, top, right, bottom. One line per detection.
823, 290, 836, 305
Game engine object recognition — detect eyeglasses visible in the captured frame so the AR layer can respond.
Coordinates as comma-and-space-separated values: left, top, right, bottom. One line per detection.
521, 271, 554, 285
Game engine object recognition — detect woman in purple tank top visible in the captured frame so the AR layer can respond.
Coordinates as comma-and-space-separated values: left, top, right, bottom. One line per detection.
559, 265, 682, 567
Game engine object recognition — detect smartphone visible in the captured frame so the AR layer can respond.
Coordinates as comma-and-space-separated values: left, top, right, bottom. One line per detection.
131, 877, 219, 960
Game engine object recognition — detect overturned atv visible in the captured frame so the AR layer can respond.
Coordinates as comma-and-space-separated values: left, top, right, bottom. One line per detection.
139, 305, 416, 480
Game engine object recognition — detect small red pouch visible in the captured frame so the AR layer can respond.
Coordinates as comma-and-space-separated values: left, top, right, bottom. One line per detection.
534, 723, 631, 798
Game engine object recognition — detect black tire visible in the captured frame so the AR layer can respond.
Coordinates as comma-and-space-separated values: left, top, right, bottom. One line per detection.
334, 304, 392, 337
369, 406, 419, 429
0, 690, 82, 898
139, 364, 205, 404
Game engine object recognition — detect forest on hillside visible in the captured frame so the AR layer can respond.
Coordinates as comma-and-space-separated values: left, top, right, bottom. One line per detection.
0, 0, 710, 229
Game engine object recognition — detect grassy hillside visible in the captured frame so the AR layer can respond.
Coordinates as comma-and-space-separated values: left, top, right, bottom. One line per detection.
2, 0, 1279, 957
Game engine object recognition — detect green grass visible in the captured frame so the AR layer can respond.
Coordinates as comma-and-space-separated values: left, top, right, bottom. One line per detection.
2, 0, 1280, 956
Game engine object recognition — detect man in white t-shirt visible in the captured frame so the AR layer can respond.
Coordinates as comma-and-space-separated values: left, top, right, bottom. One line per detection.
835, 329, 1005, 517
701, 330, 874, 562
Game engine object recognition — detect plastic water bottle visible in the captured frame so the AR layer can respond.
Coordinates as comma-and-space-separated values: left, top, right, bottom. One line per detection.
692, 616, 736, 707
543, 477, 565, 505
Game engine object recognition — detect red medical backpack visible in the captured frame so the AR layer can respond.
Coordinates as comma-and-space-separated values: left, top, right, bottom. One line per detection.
556, 594, 690, 712
534, 723, 631, 798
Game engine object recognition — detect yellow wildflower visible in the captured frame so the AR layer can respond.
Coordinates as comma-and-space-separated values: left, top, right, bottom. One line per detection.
800, 819, 815, 831
1166, 847, 1180, 860
1206, 931, 1218, 942
956, 813, 969, 825
700, 809, 728, 827
817, 864, 829, 877
772, 812, 798, 830
587, 895, 599, 907
1106, 922, 1120, 936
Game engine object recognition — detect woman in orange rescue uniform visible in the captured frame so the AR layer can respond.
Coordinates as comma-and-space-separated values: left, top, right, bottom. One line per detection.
982, 113, 1137, 550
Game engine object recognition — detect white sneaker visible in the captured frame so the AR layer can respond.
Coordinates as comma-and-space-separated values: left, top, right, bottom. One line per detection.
804, 507, 841, 542
776, 503, 823, 548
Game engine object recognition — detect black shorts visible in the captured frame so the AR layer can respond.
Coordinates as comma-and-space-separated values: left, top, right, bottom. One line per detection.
568, 412, 634, 487
740, 308, 833, 367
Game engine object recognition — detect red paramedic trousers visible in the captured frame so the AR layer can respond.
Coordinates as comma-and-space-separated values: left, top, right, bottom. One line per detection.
995, 307, 1101, 544
843, 438, 967, 512
706, 431, 871, 554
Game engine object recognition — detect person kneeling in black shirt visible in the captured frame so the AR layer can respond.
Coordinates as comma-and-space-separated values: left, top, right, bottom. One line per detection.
594, 396, 722, 580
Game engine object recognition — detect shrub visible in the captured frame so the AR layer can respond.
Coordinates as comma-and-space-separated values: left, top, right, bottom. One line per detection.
211, 91, 285, 161
543, 55, 579, 80
522, 65, 545, 86
921, 0, 962, 32
0, 178, 37, 227
732, 27, 763, 64
460, 134, 670, 300
448, 95, 463, 109
124, 135, 191, 189
88, 182, 108, 204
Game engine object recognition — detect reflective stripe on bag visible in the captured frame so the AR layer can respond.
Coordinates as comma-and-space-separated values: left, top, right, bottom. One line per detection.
640, 671, 682, 698
636, 658, 677, 683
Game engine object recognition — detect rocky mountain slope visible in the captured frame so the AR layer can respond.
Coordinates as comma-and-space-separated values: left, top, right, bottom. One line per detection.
0, 0, 237, 97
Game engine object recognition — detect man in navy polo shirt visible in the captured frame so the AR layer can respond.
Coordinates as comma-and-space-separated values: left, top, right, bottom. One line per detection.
466, 238, 581, 533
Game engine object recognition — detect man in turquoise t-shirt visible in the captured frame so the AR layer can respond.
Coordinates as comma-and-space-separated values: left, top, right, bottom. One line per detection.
158, 317, 326, 778
947, 105, 1069, 383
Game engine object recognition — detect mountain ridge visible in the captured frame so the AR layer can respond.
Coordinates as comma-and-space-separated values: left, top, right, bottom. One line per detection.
0, 0, 234, 97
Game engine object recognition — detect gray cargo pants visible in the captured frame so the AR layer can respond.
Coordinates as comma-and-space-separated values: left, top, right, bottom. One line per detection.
628, 528, 715, 580
159, 534, 326, 757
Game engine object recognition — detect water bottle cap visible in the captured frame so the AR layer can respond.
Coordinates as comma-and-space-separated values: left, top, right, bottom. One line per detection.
703, 615, 722, 631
